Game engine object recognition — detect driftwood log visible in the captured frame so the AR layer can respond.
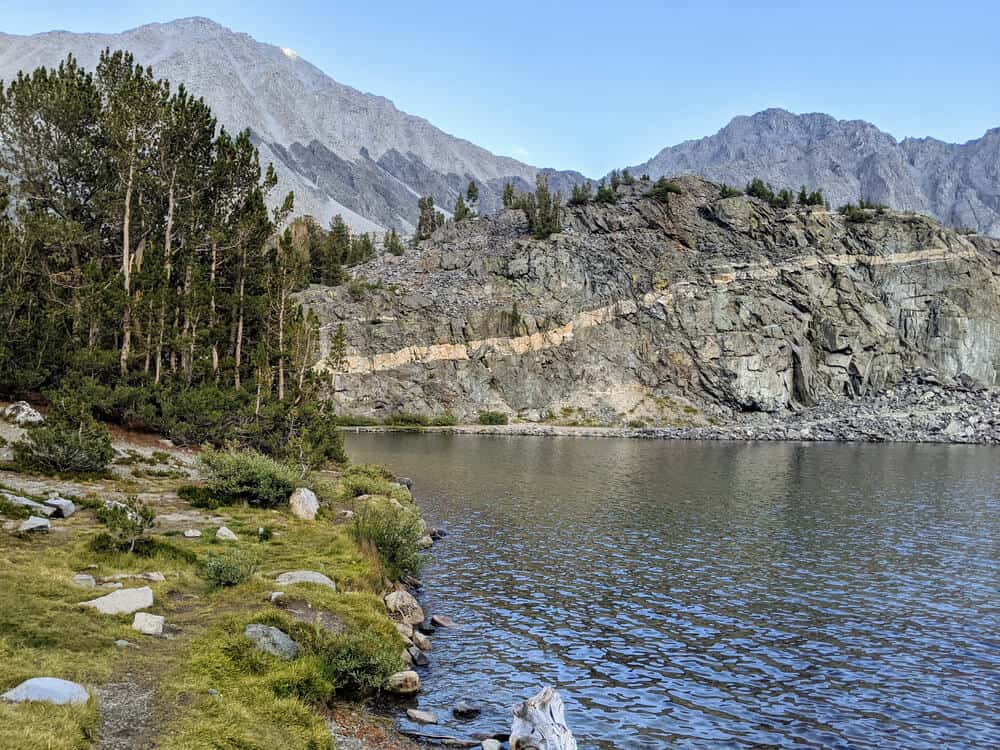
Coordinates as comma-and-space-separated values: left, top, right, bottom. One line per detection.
510, 687, 577, 750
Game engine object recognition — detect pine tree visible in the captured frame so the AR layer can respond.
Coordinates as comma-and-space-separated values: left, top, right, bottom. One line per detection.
466, 180, 479, 212
383, 228, 405, 256
453, 195, 470, 222
502, 182, 516, 208
417, 196, 439, 239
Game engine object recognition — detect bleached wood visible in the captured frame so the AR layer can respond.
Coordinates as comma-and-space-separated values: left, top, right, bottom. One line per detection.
509, 687, 577, 750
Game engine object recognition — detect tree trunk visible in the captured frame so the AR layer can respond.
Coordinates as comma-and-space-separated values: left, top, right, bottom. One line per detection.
209, 240, 220, 381
155, 172, 176, 385
277, 285, 286, 401
119, 156, 135, 376
234, 247, 246, 389
510, 688, 577, 750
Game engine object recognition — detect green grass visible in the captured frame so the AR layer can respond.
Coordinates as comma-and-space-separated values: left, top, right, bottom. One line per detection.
0, 456, 419, 750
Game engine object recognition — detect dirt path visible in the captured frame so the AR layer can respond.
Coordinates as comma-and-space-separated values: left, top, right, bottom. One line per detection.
95, 676, 157, 750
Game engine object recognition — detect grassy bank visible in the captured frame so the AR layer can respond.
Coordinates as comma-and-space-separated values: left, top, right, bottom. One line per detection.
0, 452, 422, 749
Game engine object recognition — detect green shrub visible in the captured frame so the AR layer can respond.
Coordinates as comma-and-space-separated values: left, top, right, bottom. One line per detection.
337, 464, 409, 502
198, 449, 299, 508
203, 549, 258, 587
478, 410, 509, 425
430, 413, 458, 427
384, 412, 430, 426
645, 177, 682, 203
595, 180, 618, 204
95, 496, 156, 553
321, 629, 405, 696
350, 502, 424, 579
177, 484, 221, 509
719, 184, 743, 198
12, 390, 113, 475
568, 181, 592, 206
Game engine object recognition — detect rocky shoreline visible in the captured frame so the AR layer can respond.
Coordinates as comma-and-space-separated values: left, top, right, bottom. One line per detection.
342, 373, 1000, 446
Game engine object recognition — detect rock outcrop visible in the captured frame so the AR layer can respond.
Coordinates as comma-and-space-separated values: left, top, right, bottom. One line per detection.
301, 177, 1000, 434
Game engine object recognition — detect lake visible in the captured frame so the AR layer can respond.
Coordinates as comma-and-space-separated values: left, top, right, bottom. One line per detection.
347, 433, 999, 749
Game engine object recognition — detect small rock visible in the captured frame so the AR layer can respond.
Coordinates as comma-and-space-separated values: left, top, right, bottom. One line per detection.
131, 612, 165, 636
411, 630, 432, 652
394, 622, 414, 639
407, 646, 429, 667
430, 614, 455, 628
80, 586, 153, 616
416, 618, 436, 634
71, 574, 96, 588
3, 401, 43, 426
337, 509, 354, 520
1, 677, 87, 705
244, 624, 299, 660
269, 591, 285, 604
183, 529, 201, 538
482, 740, 502, 750
19, 516, 51, 533
43, 497, 76, 518
275, 570, 336, 589
396, 477, 413, 489
406, 708, 438, 724
384, 589, 424, 625
385, 670, 420, 695
401, 648, 413, 665
417, 535, 434, 549
288, 487, 319, 521
453, 700, 482, 720
216, 526, 238, 541
114, 640, 136, 649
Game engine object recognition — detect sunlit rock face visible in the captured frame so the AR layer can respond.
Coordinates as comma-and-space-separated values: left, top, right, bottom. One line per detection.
301, 177, 1000, 424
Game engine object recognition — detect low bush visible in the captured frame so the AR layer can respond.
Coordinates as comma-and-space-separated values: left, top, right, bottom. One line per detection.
478, 410, 509, 425
176, 484, 221, 509
336, 464, 409, 503
384, 412, 430, 426
351, 501, 424, 579
95, 496, 156, 553
430, 413, 458, 427
719, 183, 743, 198
12, 389, 113, 475
198, 449, 299, 508
645, 177, 682, 203
321, 629, 405, 696
203, 549, 258, 587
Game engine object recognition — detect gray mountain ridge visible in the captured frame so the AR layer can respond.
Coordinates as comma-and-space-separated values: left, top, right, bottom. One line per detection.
0, 17, 585, 232
625, 108, 1000, 237
1, 19, 997, 237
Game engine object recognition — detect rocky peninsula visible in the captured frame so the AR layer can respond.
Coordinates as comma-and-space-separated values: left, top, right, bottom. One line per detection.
302, 177, 1000, 444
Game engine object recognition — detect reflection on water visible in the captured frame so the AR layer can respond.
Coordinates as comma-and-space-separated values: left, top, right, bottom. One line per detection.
347, 434, 1000, 749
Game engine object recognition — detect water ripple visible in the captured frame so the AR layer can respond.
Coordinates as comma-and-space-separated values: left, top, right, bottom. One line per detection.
349, 436, 1000, 749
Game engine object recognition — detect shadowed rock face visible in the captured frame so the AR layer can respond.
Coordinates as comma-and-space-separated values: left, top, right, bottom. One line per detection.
300, 177, 1000, 424
628, 109, 1000, 238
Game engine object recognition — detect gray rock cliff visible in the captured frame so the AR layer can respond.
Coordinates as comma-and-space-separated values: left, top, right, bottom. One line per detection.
300, 177, 1000, 426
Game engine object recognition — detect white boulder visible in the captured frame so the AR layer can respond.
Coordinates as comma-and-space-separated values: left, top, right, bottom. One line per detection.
275, 570, 336, 589
131, 612, 165, 636
1, 677, 88, 705
288, 488, 319, 521
80, 586, 153, 616
3, 401, 43, 426
216, 526, 238, 541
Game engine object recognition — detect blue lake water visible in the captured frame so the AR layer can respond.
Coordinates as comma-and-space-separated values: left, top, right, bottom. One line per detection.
347, 434, 1000, 749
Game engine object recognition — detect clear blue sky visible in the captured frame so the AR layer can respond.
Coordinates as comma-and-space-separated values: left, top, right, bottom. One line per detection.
5, 1, 999, 176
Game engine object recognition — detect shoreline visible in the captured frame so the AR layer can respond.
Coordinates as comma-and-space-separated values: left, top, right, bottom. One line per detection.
340, 375, 1000, 447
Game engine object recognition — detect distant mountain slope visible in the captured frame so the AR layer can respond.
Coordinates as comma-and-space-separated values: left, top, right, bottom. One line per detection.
0, 17, 585, 232
627, 109, 1000, 237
